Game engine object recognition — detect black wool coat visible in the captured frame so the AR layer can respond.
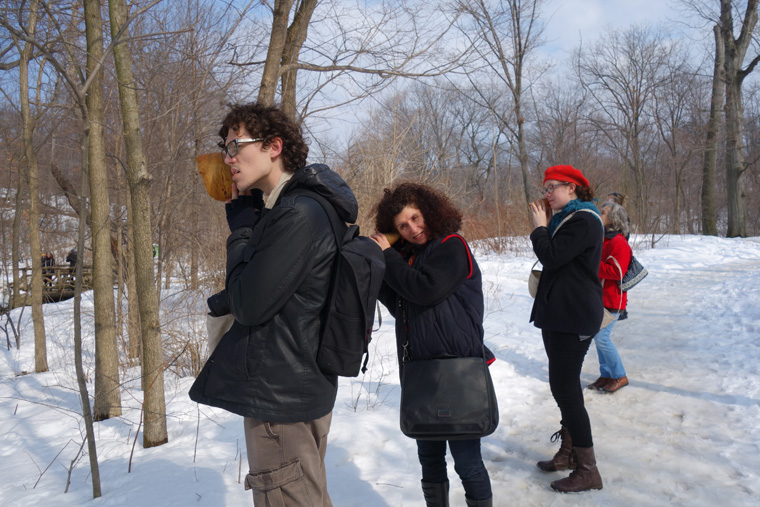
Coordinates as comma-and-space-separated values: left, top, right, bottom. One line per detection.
530, 210, 604, 337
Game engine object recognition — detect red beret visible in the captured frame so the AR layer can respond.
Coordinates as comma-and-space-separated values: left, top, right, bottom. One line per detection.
543, 165, 590, 187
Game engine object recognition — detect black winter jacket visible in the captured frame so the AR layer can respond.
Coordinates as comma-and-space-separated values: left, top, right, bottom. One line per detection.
378, 234, 494, 368
189, 164, 358, 422
529, 210, 604, 336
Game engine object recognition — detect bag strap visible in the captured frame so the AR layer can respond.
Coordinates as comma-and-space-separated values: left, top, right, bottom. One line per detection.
606, 256, 624, 312
441, 234, 473, 279
551, 209, 604, 239
535, 209, 603, 271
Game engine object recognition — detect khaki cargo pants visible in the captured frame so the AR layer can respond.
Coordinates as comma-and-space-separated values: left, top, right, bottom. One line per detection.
243, 412, 332, 507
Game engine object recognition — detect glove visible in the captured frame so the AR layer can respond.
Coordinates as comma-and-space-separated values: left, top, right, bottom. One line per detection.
225, 190, 264, 231
207, 290, 230, 317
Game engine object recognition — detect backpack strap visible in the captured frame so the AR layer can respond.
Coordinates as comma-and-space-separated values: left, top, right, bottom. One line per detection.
288, 189, 348, 248
287, 189, 374, 374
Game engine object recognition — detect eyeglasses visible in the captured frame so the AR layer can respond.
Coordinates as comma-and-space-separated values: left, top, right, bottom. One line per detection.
222, 138, 264, 158
542, 182, 571, 195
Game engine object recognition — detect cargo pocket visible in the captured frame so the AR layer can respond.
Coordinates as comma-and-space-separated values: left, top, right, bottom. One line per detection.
244, 459, 313, 507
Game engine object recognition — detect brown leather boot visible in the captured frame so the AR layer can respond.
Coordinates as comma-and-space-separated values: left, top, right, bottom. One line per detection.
551, 446, 603, 493
536, 427, 576, 471
602, 376, 629, 393
587, 377, 611, 390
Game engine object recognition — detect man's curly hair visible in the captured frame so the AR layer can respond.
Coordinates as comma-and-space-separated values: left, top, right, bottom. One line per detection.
374, 182, 463, 239
218, 103, 308, 173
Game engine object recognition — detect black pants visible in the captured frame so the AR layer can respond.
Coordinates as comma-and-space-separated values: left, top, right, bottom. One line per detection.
542, 330, 594, 448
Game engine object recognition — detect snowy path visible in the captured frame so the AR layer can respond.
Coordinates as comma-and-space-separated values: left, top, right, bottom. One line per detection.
2, 236, 759, 506
443, 237, 760, 506
588, 251, 760, 505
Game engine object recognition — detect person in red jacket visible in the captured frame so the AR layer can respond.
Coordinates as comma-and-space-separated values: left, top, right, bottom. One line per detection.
587, 201, 631, 393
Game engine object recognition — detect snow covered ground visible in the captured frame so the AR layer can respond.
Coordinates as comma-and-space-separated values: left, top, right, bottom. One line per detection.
1, 235, 759, 506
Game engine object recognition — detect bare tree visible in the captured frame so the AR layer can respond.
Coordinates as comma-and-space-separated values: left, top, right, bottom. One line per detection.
456, 0, 548, 206
84, 0, 122, 421
13, 0, 47, 372
574, 25, 675, 228
72, 143, 101, 499
653, 54, 702, 232
108, 0, 167, 447
233, 0, 470, 122
720, 0, 759, 237
702, 24, 725, 236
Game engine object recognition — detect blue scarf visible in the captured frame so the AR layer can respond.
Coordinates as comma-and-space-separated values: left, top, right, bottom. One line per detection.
547, 199, 601, 236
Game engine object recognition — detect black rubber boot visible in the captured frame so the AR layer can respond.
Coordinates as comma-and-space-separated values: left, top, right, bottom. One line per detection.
421, 480, 450, 507
466, 496, 493, 506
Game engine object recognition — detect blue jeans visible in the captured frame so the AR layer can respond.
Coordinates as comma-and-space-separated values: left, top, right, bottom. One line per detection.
593, 312, 626, 378
417, 438, 492, 501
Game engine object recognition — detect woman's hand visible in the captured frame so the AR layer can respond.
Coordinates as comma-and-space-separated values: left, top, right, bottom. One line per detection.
369, 233, 392, 251
529, 198, 551, 229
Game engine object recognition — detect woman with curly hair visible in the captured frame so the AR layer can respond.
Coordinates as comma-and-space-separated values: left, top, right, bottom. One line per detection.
528, 165, 604, 493
370, 182, 495, 507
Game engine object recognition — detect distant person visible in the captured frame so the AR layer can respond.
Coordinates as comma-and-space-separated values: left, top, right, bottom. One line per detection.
65, 248, 77, 269
189, 102, 358, 506
41, 252, 55, 286
606, 192, 626, 206
64, 248, 78, 285
528, 165, 604, 493
587, 202, 631, 393
604, 192, 631, 321
370, 182, 495, 507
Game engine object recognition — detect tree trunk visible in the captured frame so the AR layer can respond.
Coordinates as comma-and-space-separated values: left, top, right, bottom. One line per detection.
17, 0, 47, 373
125, 185, 142, 362
515, 83, 532, 207
721, 0, 758, 238
73, 142, 102, 499
257, 0, 295, 106
85, 0, 121, 420
109, 0, 168, 447
11, 167, 22, 313
701, 24, 723, 236
115, 170, 125, 345
724, 78, 747, 237
280, 0, 318, 121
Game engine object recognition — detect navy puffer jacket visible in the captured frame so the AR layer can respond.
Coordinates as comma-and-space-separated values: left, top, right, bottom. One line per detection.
378, 234, 495, 368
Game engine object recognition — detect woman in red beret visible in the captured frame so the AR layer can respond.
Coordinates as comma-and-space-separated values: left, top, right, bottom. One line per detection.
528, 165, 605, 493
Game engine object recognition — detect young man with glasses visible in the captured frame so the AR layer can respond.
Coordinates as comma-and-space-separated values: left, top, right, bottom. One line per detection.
190, 102, 358, 506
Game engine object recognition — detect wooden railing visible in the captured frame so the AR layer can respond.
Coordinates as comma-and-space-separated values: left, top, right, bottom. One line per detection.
11, 266, 94, 309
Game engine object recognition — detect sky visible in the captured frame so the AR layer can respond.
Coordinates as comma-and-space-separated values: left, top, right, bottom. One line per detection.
542, 0, 684, 56
2, 234, 759, 506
